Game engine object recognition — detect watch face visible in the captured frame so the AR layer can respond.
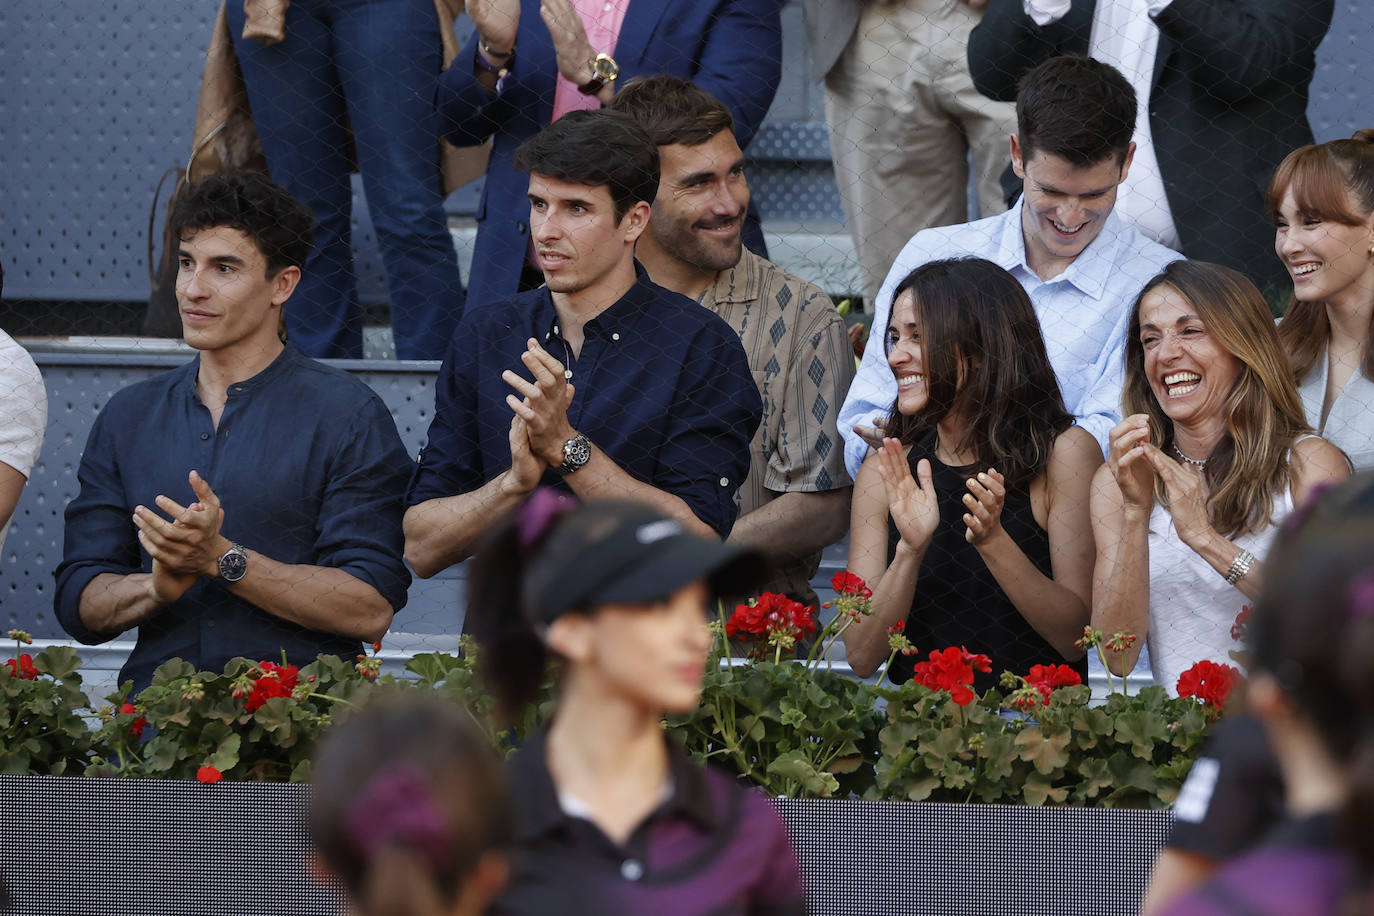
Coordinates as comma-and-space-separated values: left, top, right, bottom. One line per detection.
219, 548, 248, 583
594, 54, 619, 80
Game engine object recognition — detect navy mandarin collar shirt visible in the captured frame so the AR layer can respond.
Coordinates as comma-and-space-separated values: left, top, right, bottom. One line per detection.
55, 345, 413, 691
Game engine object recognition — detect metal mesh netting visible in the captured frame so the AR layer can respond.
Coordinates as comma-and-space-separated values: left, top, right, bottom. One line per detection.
0, 1, 1370, 703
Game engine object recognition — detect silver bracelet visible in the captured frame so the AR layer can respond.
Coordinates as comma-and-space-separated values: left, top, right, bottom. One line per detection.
1223, 548, 1257, 586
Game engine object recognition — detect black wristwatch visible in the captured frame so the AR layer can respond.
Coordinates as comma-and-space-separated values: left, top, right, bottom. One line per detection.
557, 433, 592, 475
217, 543, 249, 583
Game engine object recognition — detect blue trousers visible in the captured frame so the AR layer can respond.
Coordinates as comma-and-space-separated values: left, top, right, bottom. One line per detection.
227, 0, 464, 359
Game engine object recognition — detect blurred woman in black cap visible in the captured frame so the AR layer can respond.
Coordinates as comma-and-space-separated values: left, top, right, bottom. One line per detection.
465, 490, 805, 916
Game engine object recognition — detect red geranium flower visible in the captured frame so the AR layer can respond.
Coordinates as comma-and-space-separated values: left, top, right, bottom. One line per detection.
1177, 660, 1242, 708
1230, 605, 1252, 642
726, 593, 817, 641
4, 653, 38, 680
912, 646, 988, 706
120, 702, 147, 739
829, 571, 872, 599
196, 765, 223, 784
1024, 663, 1082, 705
243, 661, 300, 712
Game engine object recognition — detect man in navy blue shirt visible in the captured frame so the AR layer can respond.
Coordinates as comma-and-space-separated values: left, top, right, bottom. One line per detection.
404, 110, 761, 577
54, 172, 413, 691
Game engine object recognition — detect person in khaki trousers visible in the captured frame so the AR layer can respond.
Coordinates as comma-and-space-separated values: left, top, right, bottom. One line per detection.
802, 0, 1016, 308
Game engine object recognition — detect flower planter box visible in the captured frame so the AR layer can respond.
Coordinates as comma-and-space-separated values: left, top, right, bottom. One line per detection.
0, 775, 1169, 916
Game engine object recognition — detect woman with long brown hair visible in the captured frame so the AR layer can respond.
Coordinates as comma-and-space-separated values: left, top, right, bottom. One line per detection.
1092, 260, 1348, 694
844, 257, 1101, 689
1270, 131, 1374, 469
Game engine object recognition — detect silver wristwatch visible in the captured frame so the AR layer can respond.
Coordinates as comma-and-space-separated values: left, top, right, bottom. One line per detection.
217, 542, 249, 583
556, 433, 591, 475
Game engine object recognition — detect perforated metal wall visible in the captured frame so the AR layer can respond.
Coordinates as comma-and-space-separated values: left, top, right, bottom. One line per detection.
0, 774, 1173, 916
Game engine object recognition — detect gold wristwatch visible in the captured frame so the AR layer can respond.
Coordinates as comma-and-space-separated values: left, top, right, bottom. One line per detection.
578, 52, 620, 95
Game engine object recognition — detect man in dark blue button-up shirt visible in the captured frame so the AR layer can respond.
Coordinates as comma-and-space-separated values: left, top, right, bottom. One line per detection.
404, 110, 761, 576
54, 173, 412, 692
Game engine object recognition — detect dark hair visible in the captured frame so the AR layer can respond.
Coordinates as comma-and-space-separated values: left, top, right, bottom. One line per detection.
1247, 473, 1374, 895
606, 76, 736, 148
1270, 130, 1374, 382
883, 257, 1073, 488
169, 171, 315, 277
513, 109, 660, 223
1123, 260, 1313, 538
310, 692, 510, 916
1016, 56, 1136, 168
466, 494, 761, 720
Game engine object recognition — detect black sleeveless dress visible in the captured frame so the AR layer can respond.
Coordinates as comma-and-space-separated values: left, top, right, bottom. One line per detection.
884, 432, 1087, 692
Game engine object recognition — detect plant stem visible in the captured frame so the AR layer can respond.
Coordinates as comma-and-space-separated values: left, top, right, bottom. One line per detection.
876, 647, 898, 684
1095, 644, 1117, 695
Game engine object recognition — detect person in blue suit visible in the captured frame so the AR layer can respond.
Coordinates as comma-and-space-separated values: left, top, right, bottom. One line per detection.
438, 0, 782, 309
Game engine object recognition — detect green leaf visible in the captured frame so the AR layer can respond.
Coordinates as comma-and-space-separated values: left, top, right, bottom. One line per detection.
1113, 711, 1172, 760
1015, 726, 1071, 775
765, 750, 840, 797
207, 732, 242, 772
1022, 770, 1068, 806
34, 646, 82, 681
150, 658, 197, 686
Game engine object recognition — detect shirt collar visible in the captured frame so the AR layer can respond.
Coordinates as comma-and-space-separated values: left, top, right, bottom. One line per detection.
998, 198, 1125, 299
176, 343, 303, 398
510, 727, 722, 842
699, 247, 764, 310
539, 261, 659, 342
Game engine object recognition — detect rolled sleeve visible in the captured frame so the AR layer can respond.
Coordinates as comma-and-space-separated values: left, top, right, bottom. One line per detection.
318, 398, 414, 612
54, 409, 141, 645
407, 328, 487, 507
659, 327, 762, 537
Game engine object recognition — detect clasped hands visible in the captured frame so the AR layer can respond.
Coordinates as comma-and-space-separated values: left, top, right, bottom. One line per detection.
132, 470, 233, 603
469, 0, 601, 87
1108, 414, 1211, 545
873, 437, 1008, 549
501, 338, 578, 492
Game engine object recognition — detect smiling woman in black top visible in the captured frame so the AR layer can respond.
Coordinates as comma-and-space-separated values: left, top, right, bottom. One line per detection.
844, 257, 1101, 690
466, 490, 805, 916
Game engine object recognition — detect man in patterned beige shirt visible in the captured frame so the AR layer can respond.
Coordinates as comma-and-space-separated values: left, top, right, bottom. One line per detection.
611, 76, 854, 608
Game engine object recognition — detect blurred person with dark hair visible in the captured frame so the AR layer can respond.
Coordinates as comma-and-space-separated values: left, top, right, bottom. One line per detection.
55, 172, 413, 692
608, 76, 853, 609
465, 491, 804, 914
843, 257, 1100, 690
800, 0, 1018, 308
404, 111, 761, 578
839, 55, 1180, 477
438, 0, 782, 309
1156, 472, 1374, 915
0, 264, 46, 554
1091, 260, 1348, 695
968, 0, 1333, 294
311, 692, 511, 916
1270, 131, 1374, 470
222, 0, 467, 360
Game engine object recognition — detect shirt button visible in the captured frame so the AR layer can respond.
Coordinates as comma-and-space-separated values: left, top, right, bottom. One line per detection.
719, 477, 730, 487
620, 859, 643, 881
200, 432, 210, 441
611, 332, 620, 341
564, 369, 573, 380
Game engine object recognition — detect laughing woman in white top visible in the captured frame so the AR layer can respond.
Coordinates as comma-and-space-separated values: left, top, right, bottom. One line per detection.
1271, 131, 1374, 470
1091, 261, 1349, 695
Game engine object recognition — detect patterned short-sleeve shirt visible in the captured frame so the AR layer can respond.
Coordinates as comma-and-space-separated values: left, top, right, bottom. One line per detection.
697, 249, 855, 605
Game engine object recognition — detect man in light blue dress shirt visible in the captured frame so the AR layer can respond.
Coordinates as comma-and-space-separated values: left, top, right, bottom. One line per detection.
838, 56, 1181, 478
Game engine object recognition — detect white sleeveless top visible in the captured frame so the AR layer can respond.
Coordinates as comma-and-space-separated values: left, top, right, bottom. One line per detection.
1146, 485, 1295, 697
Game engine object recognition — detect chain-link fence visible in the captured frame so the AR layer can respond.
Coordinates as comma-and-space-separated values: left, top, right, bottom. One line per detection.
0, 0, 1372, 700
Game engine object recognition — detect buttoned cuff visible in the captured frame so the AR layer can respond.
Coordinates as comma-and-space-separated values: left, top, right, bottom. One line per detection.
1023, 0, 1072, 27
